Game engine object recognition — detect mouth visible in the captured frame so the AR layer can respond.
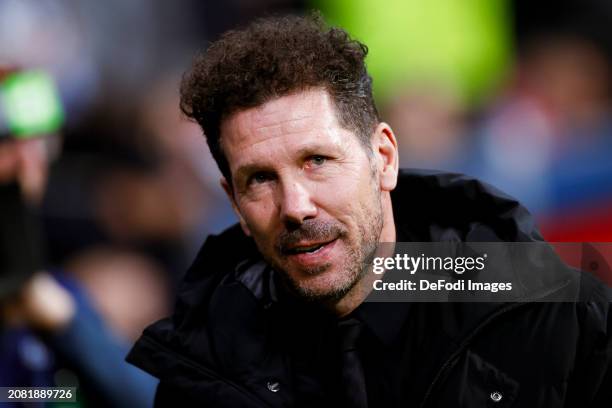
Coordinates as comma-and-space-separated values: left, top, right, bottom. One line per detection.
283, 240, 334, 255
281, 238, 339, 266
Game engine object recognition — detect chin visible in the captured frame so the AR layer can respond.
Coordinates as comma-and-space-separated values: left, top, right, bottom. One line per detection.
284, 266, 359, 302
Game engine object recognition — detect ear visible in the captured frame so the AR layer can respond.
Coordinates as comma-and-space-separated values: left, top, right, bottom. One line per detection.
221, 177, 252, 236
371, 122, 399, 192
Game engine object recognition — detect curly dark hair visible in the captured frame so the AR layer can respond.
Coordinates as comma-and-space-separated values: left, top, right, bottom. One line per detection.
180, 13, 380, 180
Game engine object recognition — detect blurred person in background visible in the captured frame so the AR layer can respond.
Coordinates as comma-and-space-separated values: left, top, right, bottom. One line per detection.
469, 0, 612, 244
447, 0, 612, 288
0, 9, 305, 406
0, 67, 159, 407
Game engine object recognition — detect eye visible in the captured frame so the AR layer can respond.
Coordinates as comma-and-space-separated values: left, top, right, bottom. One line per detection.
249, 172, 273, 185
307, 155, 327, 167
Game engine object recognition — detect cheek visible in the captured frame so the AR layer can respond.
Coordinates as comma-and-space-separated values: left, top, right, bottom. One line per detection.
239, 200, 278, 241
316, 173, 376, 224
316, 158, 372, 199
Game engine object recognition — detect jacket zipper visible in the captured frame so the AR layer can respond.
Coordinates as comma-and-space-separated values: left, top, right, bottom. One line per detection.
141, 335, 274, 408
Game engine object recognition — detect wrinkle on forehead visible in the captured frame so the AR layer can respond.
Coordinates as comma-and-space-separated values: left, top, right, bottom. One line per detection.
252, 114, 318, 138
221, 89, 342, 156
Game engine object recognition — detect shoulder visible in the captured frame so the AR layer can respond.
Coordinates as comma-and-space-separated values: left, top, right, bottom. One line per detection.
126, 224, 265, 377
392, 169, 543, 242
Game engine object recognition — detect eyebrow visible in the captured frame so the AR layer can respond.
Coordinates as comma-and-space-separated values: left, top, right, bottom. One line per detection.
234, 163, 270, 183
293, 144, 335, 157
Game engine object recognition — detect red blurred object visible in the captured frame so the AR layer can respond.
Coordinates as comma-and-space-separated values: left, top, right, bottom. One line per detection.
540, 201, 612, 242
541, 202, 612, 285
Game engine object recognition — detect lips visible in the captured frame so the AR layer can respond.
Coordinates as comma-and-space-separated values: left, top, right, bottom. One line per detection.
281, 238, 339, 267
283, 240, 334, 255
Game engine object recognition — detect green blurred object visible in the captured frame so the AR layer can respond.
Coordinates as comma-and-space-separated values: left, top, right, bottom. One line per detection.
0, 70, 64, 138
312, 0, 513, 106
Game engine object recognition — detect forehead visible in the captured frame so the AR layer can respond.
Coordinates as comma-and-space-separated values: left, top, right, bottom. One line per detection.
226, 89, 333, 137
220, 89, 356, 169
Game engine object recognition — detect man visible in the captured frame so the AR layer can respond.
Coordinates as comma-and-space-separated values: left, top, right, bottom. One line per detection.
127, 14, 612, 407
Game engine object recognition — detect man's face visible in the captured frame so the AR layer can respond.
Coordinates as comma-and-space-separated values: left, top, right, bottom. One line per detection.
221, 89, 386, 302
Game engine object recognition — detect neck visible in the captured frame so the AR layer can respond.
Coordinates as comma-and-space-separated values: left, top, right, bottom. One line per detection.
330, 193, 396, 317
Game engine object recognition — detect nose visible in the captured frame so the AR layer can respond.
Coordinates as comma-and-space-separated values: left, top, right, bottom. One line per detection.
279, 178, 318, 226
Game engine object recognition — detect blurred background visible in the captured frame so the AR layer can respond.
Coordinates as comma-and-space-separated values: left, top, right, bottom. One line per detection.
0, 0, 611, 406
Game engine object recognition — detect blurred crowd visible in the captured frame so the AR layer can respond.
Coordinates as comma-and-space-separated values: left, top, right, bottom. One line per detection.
0, 0, 611, 406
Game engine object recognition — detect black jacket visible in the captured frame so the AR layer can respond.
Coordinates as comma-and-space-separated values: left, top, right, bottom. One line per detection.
128, 170, 612, 407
